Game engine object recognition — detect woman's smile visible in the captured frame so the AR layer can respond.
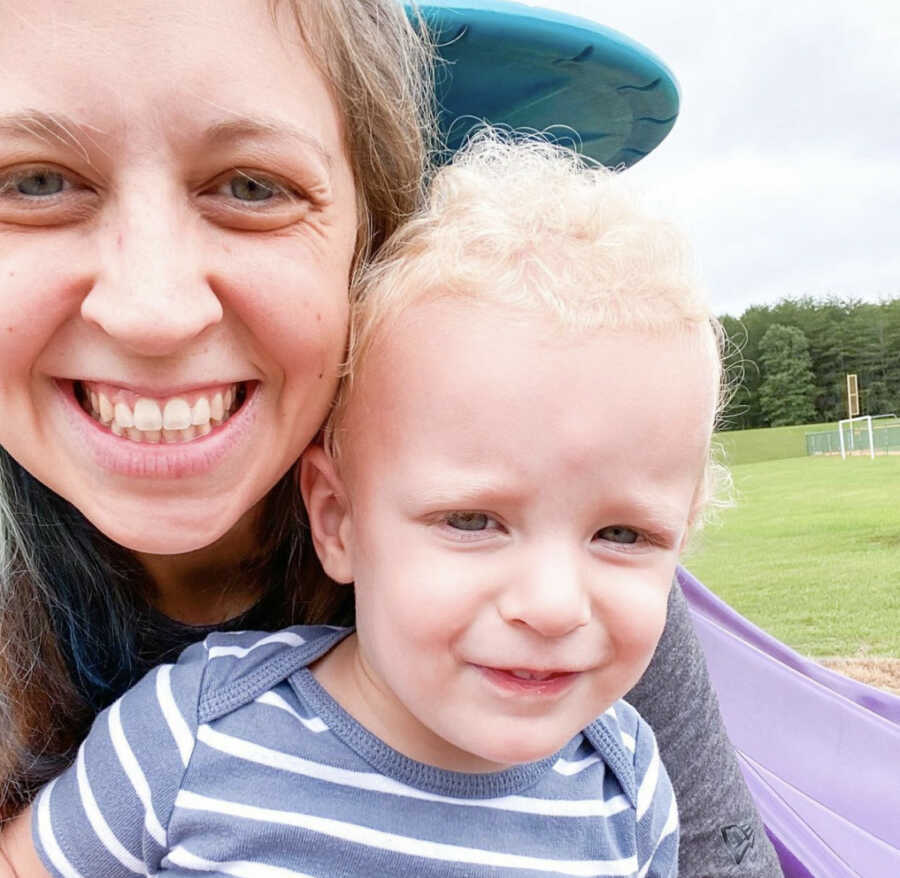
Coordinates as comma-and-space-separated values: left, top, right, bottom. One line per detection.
58, 377, 261, 479
72, 379, 249, 444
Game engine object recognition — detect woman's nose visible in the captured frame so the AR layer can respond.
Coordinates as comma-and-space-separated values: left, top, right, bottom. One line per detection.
80, 188, 223, 357
498, 546, 592, 639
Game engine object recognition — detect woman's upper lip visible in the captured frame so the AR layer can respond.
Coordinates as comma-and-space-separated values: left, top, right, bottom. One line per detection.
63, 377, 254, 397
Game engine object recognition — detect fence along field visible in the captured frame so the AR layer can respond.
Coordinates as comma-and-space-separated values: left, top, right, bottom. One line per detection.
712, 416, 900, 464
684, 423, 900, 692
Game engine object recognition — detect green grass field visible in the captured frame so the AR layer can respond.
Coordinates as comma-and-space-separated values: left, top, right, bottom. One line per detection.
683, 454, 900, 657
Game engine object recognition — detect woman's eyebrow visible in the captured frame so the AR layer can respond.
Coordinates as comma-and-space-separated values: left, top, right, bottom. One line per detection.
202, 117, 333, 169
0, 111, 333, 171
0, 110, 97, 162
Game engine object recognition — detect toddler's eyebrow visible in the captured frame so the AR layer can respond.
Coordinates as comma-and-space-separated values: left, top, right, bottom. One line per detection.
613, 497, 688, 542
411, 477, 523, 508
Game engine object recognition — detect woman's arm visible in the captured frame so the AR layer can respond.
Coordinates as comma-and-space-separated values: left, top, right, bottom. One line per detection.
0, 807, 51, 878
626, 579, 784, 877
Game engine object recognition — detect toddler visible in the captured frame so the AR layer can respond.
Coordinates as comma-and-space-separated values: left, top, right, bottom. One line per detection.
1, 134, 726, 877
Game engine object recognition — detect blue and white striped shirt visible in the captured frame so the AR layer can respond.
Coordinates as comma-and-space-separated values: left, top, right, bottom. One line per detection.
34, 626, 678, 877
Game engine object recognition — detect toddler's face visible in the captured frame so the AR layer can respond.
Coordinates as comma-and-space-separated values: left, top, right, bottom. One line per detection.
321, 299, 717, 772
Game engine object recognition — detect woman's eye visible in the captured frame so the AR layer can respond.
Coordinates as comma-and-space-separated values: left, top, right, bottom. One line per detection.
0, 165, 95, 225
199, 169, 311, 231
212, 170, 299, 206
444, 512, 495, 532
594, 525, 639, 545
0, 168, 71, 198
14, 169, 66, 196
228, 172, 277, 202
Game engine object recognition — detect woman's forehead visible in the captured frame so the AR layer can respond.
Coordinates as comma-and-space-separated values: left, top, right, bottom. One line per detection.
0, 0, 344, 157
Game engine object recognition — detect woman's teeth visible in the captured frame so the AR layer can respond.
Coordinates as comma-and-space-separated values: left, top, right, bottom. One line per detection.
81, 383, 242, 444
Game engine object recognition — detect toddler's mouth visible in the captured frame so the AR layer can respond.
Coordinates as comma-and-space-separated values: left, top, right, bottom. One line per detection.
73, 380, 249, 444
506, 669, 565, 682
478, 665, 580, 695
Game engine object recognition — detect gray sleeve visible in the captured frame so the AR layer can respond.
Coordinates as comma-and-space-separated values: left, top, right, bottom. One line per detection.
625, 580, 784, 878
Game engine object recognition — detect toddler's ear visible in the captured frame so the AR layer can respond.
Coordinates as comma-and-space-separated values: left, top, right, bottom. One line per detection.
300, 445, 354, 584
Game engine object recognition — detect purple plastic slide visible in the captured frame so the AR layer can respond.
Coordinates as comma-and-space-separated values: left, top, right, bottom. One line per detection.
678, 567, 900, 877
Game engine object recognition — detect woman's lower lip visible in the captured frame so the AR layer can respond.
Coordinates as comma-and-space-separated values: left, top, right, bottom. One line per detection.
477, 666, 580, 696
57, 379, 260, 479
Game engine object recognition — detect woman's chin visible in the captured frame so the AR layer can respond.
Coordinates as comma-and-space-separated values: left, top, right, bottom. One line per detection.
84, 497, 248, 557
104, 522, 233, 557
114, 528, 227, 557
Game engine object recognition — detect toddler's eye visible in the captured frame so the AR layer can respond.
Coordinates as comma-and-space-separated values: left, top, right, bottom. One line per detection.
229, 171, 277, 202
445, 512, 494, 531
594, 525, 639, 545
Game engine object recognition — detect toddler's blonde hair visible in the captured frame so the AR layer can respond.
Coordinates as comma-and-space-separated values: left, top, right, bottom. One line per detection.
327, 130, 729, 525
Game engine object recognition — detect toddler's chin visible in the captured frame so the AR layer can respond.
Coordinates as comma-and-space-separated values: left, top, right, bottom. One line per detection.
461, 730, 575, 770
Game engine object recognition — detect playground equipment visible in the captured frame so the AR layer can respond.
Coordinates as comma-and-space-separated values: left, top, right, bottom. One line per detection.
682, 567, 900, 876
418, 0, 679, 167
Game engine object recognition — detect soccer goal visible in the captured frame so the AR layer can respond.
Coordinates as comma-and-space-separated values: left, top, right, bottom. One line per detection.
838, 415, 875, 460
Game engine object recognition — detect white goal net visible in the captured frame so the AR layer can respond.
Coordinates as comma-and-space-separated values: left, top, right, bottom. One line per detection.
838, 415, 874, 460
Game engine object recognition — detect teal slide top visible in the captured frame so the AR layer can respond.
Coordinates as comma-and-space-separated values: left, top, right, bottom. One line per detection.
412, 1, 679, 167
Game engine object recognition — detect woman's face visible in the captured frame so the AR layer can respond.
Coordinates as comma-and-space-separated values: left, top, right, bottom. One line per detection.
0, 0, 357, 554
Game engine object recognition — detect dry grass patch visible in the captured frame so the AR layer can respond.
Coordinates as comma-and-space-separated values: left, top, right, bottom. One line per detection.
819, 657, 900, 695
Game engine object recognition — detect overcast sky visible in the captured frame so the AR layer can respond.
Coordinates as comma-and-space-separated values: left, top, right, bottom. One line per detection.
518, 0, 900, 316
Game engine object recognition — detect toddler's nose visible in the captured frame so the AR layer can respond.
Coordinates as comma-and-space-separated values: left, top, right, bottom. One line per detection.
498, 547, 591, 638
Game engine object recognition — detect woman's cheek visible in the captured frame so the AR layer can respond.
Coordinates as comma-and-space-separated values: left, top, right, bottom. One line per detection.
211, 243, 352, 402
0, 253, 80, 411
1, 242, 63, 332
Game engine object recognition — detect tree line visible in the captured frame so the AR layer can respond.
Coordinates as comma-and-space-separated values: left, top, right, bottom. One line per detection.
717, 297, 900, 430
